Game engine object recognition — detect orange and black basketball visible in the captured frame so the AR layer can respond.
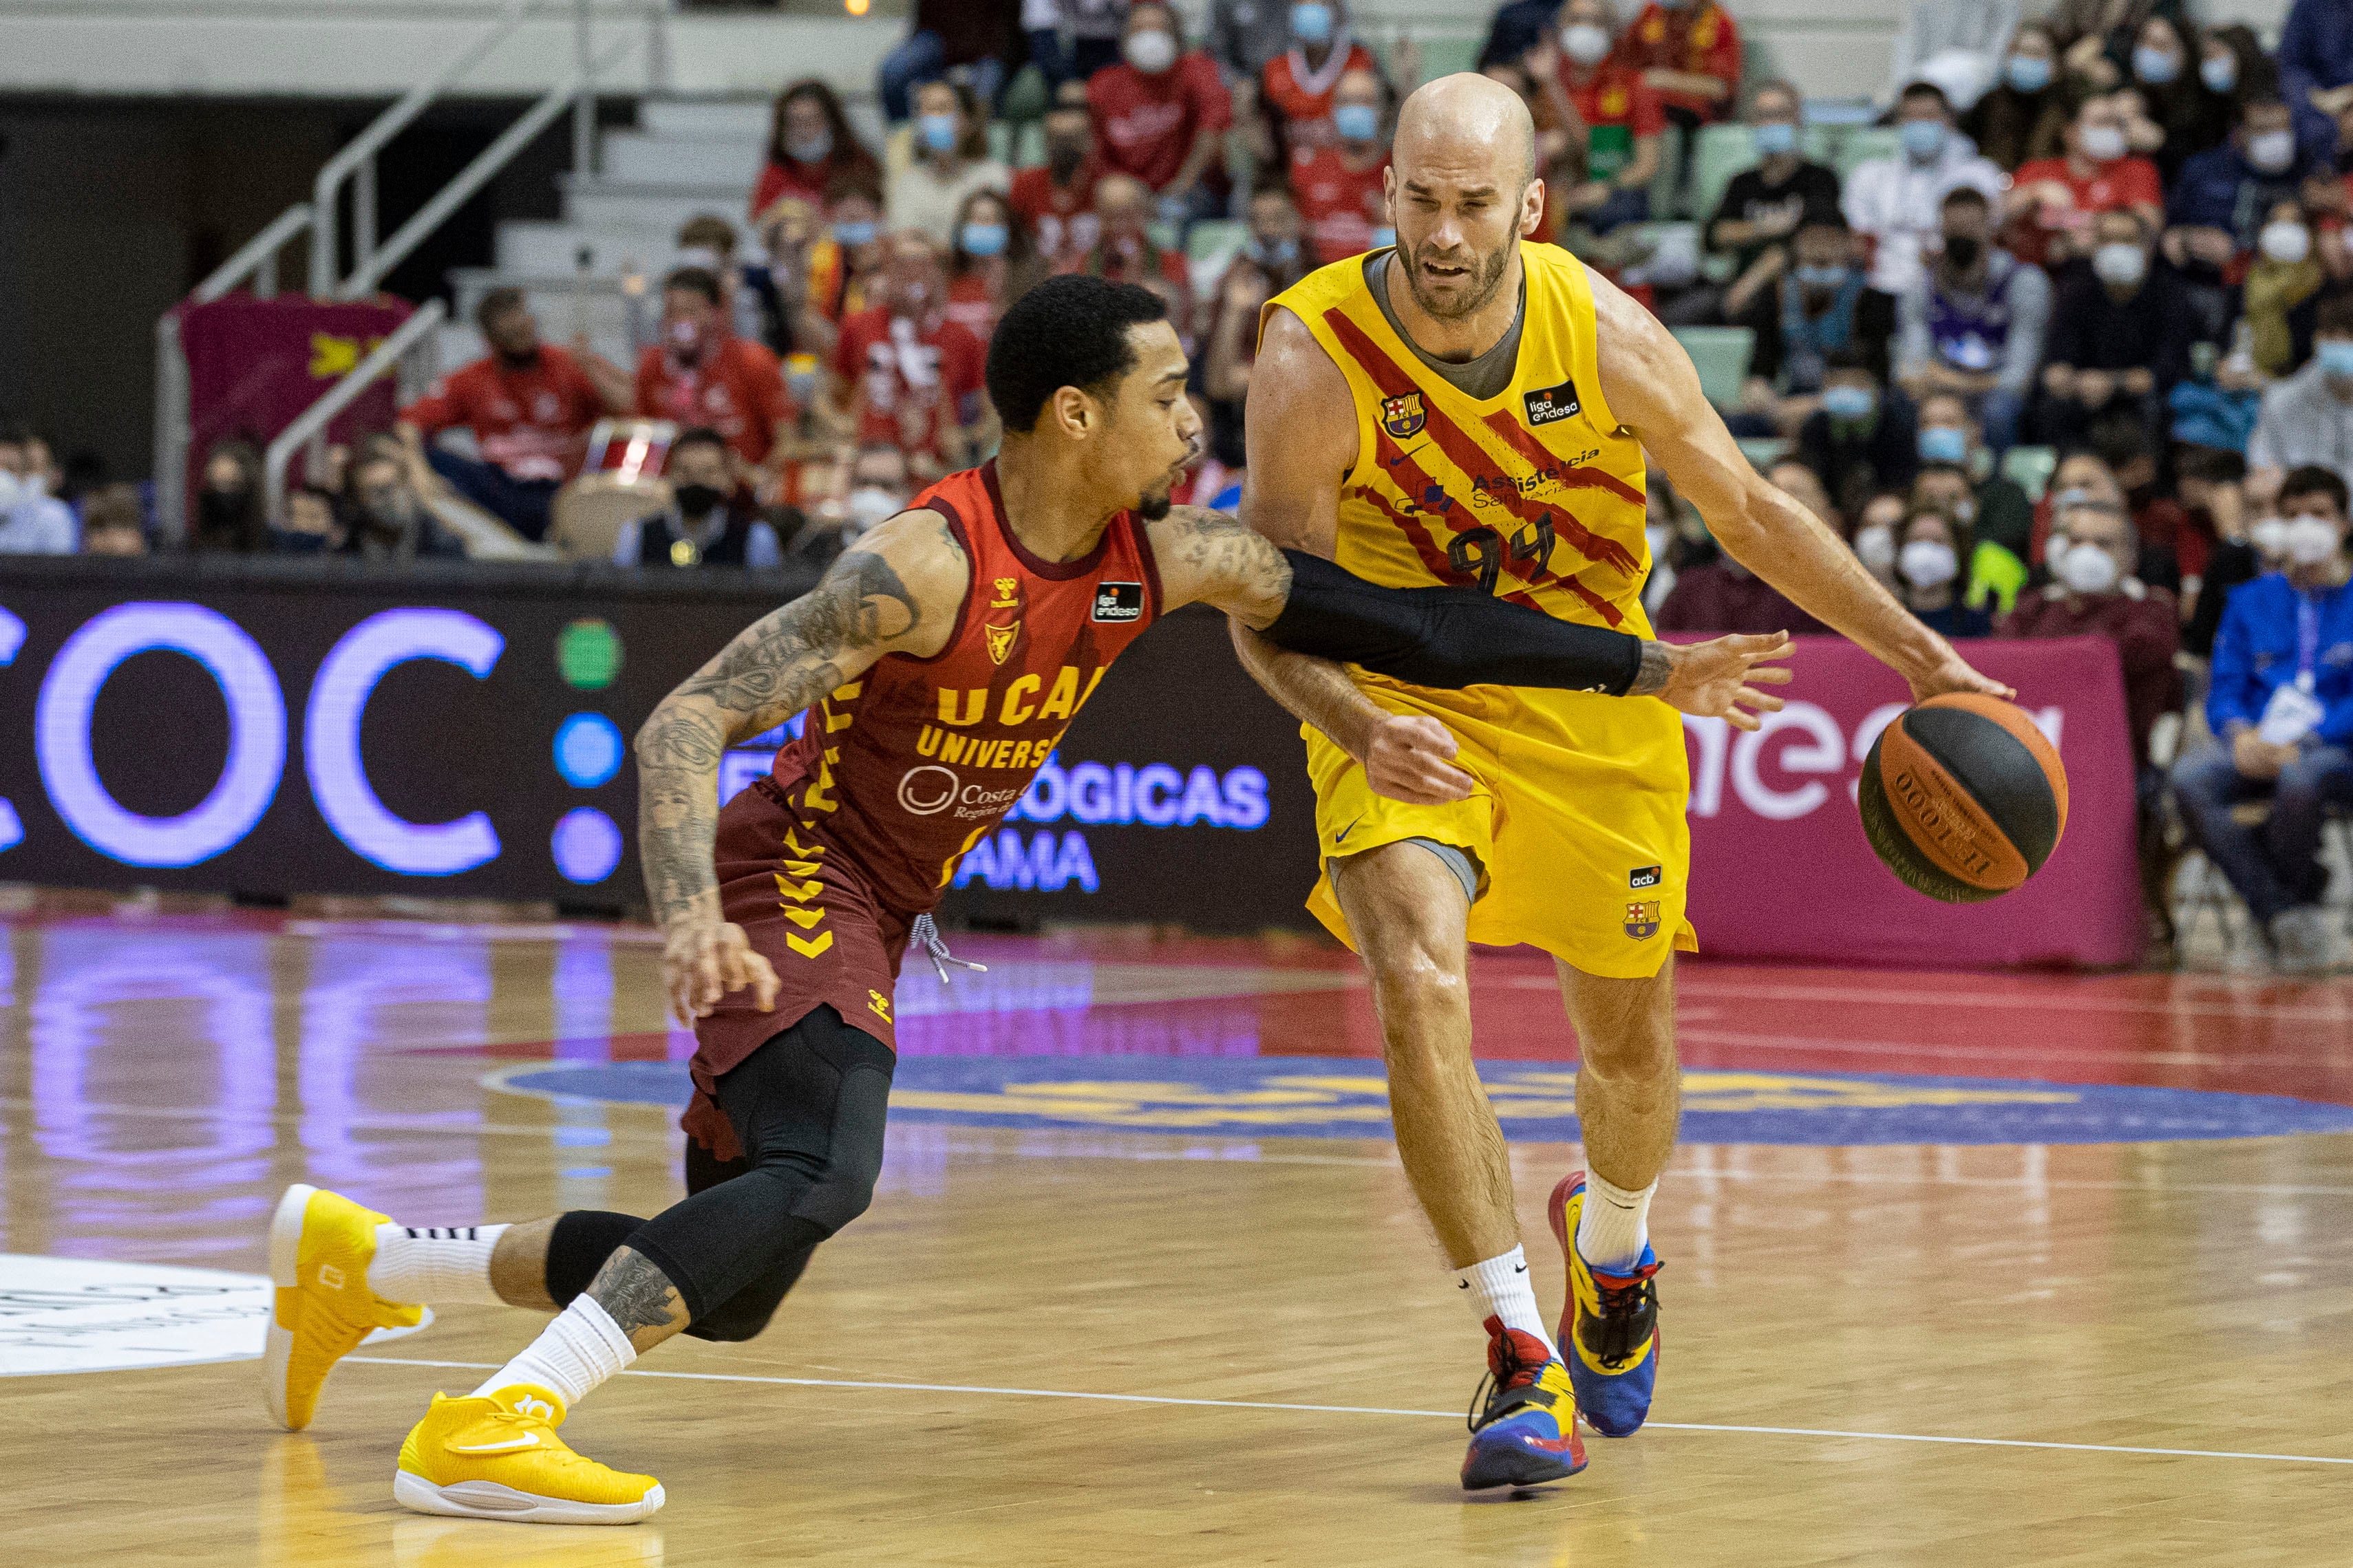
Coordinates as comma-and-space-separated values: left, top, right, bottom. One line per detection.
1857, 694, 2069, 903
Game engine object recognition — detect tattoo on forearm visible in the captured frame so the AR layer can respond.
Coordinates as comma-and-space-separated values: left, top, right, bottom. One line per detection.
1632, 641, 1672, 696
588, 1247, 688, 1338
635, 549, 932, 930
1164, 504, 1293, 619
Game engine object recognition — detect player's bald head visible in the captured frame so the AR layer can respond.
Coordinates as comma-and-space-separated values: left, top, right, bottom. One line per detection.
1394, 72, 1537, 193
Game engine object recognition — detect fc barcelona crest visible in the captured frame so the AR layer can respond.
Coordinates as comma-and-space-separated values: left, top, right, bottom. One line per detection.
1380, 391, 1427, 439
1624, 900, 1661, 940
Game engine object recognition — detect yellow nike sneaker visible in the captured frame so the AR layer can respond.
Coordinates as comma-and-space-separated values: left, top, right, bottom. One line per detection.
394, 1384, 665, 1525
264, 1183, 423, 1430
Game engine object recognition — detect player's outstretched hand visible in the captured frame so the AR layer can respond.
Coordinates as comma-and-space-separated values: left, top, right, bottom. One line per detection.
1906, 647, 2016, 704
1654, 632, 1796, 733
1366, 711, 1476, 804
662, 917, 780, 1025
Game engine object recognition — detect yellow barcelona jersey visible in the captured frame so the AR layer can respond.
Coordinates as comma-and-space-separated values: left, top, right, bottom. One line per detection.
1261, 242, 1653, 644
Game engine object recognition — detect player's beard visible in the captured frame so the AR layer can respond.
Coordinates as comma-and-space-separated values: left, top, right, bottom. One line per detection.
1402, 236, 1511, 321
1137, 480, 1175, 521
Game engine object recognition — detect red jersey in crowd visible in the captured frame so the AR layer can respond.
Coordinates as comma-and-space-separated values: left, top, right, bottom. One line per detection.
1259, 40, 1378, 149
1088, 53, 1233, 191
944, 272, 1002, 347
1612, 1, 1743, 122
402, 346, 605, 482
2006, 155, 2164, 268
749, 145, 882, 220
1010, 162, 1103, 266
832, 306, 988, 459
1291, 144, 1391, 264
1557, 63, 1665, 184
632, 336, 794, 467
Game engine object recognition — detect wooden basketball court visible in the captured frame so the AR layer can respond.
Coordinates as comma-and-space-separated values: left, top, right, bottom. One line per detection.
4, 907, 2352, 1565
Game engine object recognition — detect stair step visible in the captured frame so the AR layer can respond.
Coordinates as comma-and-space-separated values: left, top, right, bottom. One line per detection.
601, 130, 763, 189
496, 221, 674, 278
638, 97, 774, 142
559, 174, 754, 239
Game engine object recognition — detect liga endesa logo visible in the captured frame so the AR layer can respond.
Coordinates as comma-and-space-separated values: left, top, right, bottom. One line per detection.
1681, 701, 2063, 821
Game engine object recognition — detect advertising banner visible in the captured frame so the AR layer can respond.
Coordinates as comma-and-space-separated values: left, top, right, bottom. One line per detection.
177, 294, 413, 496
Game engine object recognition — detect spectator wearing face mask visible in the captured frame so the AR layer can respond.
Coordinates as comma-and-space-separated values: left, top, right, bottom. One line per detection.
343, 444, 467, 563
1797, 349, 1921, 519
2244, 200, 2327, 378
1075, 173, 1196, 334
840, 442, 916, 539
268, 485, 344, 555
0, 426, 77, 555
831, 231, 990, 480
1530, 0, 1665, 237
944, 190, 1043, 349
1908, 389, 2030, 553
1291, 66, 1392, 264
1895, 189, 2047, 454
1912, 460, 2027, 614
1842, 80, 2007, 296
2164, 96, 2312, 288
635, 268, 796, 485
1614, 0, 1742, 209
1089, 3, 1233, 227
190, 440, 268, 553
753, 80, 882, 219
2173, 462, 2353, 971
890, 80, 1013, 250
2005, 500, 2181, 764
613, 427, 780, 570
2248, 294, 2353, 505
1961, 23, 2069, 172
877, 0, 1023, 124
675, 212, 789, 356
1235, 181, 1308, 289
78, 485, 147, 558
789, 178, 890, 337
1013, 81, 1105, 268
1256, 0, 1378, 161
1732, 219, 1896, 439
1706, 81, 1842, 297
1206, 0, 1293, 81
1891, 502, 1992, 636
1848, 488, 1909, 592
2004, 92, 2164, 269
399, 290, 618, 543
2036, 208, 2191, 447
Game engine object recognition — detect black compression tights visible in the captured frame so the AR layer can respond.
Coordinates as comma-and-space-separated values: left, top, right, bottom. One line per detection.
541, 1005, 895, 1342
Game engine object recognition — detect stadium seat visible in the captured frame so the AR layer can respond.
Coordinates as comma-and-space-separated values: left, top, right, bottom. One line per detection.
1671, 325, 1754, 407
2002, 445, 2058, 501
1690, 124, 1756, 228
1834, 127, 1902, 181
1737, 436, 1785, 471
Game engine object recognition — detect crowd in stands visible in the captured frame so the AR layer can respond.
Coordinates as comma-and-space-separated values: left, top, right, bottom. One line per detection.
17, 0, 2353, 969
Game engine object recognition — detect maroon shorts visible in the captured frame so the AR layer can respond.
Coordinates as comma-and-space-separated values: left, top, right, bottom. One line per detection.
685, 777, 909, 1161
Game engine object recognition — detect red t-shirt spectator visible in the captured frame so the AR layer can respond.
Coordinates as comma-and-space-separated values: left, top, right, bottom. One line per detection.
1088, 53, 1233, 192
632, 338, 794, 468
2006, 154, 2164, 268
1613, 1, 1742, 122
403, 347, 606, 482
750, 144, 882, 220
944, 274, 1000, 347
1259, 41, 1380, 149
1292, 144, 1391, 265
1011, 161, 1104, 267
1563, 63, 1668, 142
831, 308, 988, 459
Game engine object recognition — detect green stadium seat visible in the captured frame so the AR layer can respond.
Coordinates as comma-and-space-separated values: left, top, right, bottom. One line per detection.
1648, 120, 1686, 218
2002, 445, 2058, 501
1378, 33, 1480, 84
1187, 219, 1250, 271
1737, 436, 1787, 471
1690, 124, 1756, 227
1672, 325, 1754, 406
1835, 127, 1902, 181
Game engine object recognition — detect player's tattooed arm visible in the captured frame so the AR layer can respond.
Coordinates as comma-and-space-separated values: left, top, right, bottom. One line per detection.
1148, 504, 1296, 626
635, 510, 968, 1022
585, 1245, 692, 1352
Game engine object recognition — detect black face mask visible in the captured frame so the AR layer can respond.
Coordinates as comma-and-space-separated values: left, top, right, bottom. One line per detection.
674, 482, 727, 518
1047, 141, 1087, 180
1942, 235, 1981, 270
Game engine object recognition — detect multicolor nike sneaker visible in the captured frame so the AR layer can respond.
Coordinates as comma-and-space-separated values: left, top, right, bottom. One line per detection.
1460, 1320, 1587, 1490
1549, 1170, 1663, 1438
395, 1384, 665, 1525
264, 1183, 423, 1430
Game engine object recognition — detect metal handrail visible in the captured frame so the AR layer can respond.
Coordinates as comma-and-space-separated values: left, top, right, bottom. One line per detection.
263, 299, 449, 523
339, 32, 637, 300
308, 0, 542, 297
195, 204, 315, 304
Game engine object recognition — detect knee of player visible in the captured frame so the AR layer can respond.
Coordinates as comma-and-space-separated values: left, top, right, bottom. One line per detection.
685, 1308, 776, 1344
1369, 957, 1471, 1028
1578, 1028, 1676, 1084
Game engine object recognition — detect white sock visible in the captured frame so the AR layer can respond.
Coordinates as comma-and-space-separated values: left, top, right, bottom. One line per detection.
366, 1223, 509, 1307
470, 1295, 636, 1409
1575, 1170, 1657, 1272
1455, 1246, 1555, 1354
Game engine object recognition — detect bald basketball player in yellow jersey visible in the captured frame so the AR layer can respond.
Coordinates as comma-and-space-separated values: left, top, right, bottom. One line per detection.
1233, 74, 2010, 1491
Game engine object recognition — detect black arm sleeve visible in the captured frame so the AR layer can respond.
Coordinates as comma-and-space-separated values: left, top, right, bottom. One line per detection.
1260, 548, 1645, 696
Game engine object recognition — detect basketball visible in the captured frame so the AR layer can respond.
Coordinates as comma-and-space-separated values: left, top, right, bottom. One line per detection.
1857, 694, 2069, 903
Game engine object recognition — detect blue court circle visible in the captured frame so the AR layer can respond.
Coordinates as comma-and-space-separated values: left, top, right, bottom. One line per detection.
486, 1055, 2353, 1146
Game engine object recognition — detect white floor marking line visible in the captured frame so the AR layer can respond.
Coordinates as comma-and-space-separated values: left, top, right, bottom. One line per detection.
343, 1357, 2353, 1467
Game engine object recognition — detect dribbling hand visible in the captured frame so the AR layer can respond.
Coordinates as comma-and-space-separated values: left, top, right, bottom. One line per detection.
1653, 632, 1796, 732
1365, 711, 1476, 804
661, 917, 780, 1026
1906, 648, 2016, 705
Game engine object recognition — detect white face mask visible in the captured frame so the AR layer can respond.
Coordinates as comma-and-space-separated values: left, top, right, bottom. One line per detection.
2247, 129, 2296, 174
1125, 28, 1178, 73
1853, 524, 1897, 572
2078, 124, 2127, 162
1562, 23, 1613, 65
2261, 221, 2313, 264
2250, 516, 2292, 557
847, 485, 905, 530
0, 471, 20, 510
2092, 242, 2148, 287
2056, 539, 2121, 594
1899, 538, 1960, 588
2286, 514, 2343, 566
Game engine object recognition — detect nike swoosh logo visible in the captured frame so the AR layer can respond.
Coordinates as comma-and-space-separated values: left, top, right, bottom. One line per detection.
1335, 819, 1360, 844
1513, 1263, 1528, 1274
448, 1434, 540, 1454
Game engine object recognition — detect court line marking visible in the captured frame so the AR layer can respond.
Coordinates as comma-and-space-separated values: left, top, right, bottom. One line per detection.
343, 1357, 2353, 1468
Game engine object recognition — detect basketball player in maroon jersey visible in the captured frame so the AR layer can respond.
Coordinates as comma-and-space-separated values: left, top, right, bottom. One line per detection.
260, 276, 1795, 1523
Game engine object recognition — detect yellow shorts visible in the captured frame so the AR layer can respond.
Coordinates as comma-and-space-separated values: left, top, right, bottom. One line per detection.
1304, 675, 1696, 979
